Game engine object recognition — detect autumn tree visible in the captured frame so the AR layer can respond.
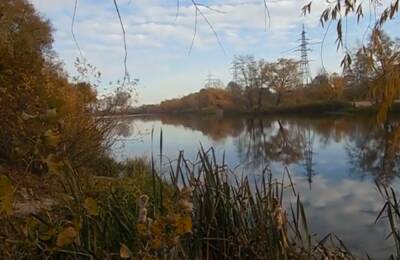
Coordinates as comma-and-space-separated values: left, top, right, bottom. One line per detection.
0, 0, 115, 172
0, 0, 53, 165
343, 31, 400, 117
262, 58, 301, 105
226, 81, 245, 107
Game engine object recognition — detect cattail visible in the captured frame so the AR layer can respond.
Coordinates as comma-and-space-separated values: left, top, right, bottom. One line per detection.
138, 194, 149, 208
180, 186, 194, 198
138, 194, 149, 223
178, 199, 193, 214
274, 206, 286, 231
138, 207, 147, 223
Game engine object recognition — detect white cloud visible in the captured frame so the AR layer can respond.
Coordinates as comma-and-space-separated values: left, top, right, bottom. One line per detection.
27, 0, 399, 104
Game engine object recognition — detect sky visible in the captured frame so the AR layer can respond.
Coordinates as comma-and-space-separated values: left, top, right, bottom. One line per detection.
29, 0, 399, 105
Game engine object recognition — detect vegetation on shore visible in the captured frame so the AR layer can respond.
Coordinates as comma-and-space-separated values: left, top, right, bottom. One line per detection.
2, 0, 400, 259
132, 30, 400, 118
1, 147, 360, 259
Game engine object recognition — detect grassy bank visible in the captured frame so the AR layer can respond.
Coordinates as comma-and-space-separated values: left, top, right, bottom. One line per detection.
0, 149, 362, 259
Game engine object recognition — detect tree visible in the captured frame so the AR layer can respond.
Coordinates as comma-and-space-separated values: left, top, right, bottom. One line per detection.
0, 0, 117, 172
262, 58, 301, 105
0, 0, 54, 164
329, 72, 345, 99
226, 81, 244, 107
231, 55, 267, 109
343, 31, 400, 120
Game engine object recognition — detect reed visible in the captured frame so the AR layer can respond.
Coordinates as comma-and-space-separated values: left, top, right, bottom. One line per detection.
0, 144, 358, 259
376, 183, 400, 260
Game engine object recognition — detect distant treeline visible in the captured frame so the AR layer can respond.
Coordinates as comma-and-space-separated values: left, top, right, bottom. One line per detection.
134, 30, 400, 115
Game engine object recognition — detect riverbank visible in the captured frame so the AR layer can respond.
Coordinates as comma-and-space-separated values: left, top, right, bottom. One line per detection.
0, 149, 360, 259
117, 100, 400, 118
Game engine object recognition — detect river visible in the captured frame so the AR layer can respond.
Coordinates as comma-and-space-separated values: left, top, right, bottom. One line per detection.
112, 114, 400, 258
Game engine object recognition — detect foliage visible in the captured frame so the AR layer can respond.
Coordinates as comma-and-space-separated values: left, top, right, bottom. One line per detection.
0, 0, 128, 173
159, 87, 236, 114
304, 0, 400, 123
263, 58, 301, 105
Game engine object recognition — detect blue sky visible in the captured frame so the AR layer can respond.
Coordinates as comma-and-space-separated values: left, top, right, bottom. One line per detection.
29, 0, 399, 105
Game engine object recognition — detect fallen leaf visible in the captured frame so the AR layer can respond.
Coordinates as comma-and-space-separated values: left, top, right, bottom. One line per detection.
120, 243, 132, 259
56, 226, 78, 247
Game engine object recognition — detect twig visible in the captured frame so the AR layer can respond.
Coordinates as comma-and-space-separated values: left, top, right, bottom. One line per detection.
189, 0, 226, 55
113, 0, 129, 83
71, 0, 84, 60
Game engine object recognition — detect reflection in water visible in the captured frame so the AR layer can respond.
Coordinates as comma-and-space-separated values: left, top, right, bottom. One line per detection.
236, 119, 304, 168
114, 121, 134, 138
303, 128, 317, 188
346, 121, 400, 185
113, 114, 400, 258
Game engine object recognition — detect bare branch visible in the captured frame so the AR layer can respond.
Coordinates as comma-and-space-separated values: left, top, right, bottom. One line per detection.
263, 0, 271, 31
188, 8, 198, 56
113, 0, 129, 83
71, 0, 84, 60
175, 0, 180, 22
189, 0, 226, 55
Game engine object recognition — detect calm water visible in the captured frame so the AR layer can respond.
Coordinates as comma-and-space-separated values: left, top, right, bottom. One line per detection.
112, 114, 400, 258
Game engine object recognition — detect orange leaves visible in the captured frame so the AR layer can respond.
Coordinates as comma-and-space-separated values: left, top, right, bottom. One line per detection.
120, 243, 133, 258
135, 187, 194, 256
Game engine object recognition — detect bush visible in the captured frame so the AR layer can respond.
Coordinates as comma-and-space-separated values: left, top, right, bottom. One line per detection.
0, 0, 114, 173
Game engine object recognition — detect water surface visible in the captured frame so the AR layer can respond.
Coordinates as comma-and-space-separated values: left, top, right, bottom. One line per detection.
112, 114, 400, 258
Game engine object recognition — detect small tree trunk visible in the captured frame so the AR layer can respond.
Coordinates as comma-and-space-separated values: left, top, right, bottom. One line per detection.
257, 88, 263, 110
276, 92, 282, 105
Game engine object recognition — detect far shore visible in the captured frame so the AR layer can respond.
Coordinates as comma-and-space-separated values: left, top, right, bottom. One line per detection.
101, 100, 400, 118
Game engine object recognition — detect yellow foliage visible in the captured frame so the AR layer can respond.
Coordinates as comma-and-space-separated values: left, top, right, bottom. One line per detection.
0, 175, 14, 215
174, 215, 193, 235
56, 226, 79, 247
83, 197, 99, 216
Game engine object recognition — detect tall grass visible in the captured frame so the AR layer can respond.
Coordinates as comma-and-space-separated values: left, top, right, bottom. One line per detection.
0, 146, 360, 259
162, 146, 356, 259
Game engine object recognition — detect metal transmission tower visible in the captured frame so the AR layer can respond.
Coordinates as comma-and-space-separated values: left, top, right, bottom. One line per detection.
297, 24, 313, 87
204, 72, 224, 89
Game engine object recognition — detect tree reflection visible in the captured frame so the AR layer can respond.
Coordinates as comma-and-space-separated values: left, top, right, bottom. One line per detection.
115, 121, 134, 138
346, 120, 400, 185
156, 115, 245, 142
136, 115, 400, 185
235, 118, 304, 169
